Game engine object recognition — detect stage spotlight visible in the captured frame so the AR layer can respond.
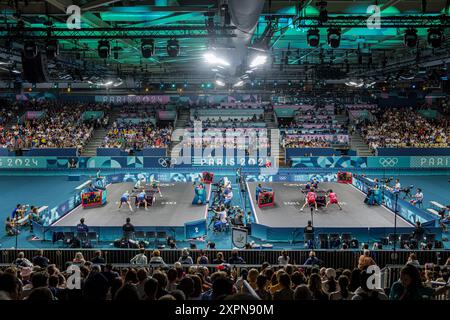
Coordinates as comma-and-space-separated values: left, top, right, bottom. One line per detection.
204, 52, 230, 66
167, 39, 180, 57
249, 54, 268, 68
307, 29, 320, 47
427, 28, 443, 48
23, 41, 38, 59
98, 40, 110, 59
141, 39, 155, 58
404, 28, 418, 48
45, 39, 59, 59
327, 28, 341, 48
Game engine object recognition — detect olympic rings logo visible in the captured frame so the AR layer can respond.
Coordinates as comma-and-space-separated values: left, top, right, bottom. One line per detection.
158, 157, 170, 167
379, 157, 399, 167
158, 157, 177, 167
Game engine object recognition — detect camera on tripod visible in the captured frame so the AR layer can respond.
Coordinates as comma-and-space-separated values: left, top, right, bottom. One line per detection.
400, 185, 414, 199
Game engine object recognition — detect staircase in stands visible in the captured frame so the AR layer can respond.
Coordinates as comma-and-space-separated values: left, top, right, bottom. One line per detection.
264, 109, 285, 166
351, 133, 373, 156
167, 108, 190, 157
81, 108, 122, 157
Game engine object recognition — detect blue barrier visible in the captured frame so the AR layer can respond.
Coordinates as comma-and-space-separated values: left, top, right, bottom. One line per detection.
286, 148, 341, 157
0, 149, 13, 156
352, 175, 438, 227
142, 148, 167, 156
48, 225, 185, 242
97, 148, 167, 156
22, 148, 78, 156
251, 223, 416, 243
0, 155, 449, 170
96, 148, 128, 156
377, 148, 450, 156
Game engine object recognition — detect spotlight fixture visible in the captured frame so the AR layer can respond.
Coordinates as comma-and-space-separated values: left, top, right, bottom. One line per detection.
215, 79, 225, 87
404, 28, 418, 48
249, 54, 268, 68
307, 29, 320, 47
141, 39, 155, 58
167, 39, 180, 57
204, 52, 230, 66
45, 39, 59, 59
23, 41, 38, 59
427, 28, 443, 48
327, 28, 341, 48
233, 80, 244, 87
98, 40, 110, 59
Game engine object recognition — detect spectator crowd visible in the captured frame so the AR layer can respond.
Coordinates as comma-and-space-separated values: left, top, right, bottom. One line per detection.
0, 250, 449, 301
0, 102, 110, 153
357, 107, 449, 150
102, 122, 173, 150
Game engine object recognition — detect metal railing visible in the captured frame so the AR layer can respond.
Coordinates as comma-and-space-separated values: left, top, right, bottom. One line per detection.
1, 249, 448, 271
381, 264, 450, 300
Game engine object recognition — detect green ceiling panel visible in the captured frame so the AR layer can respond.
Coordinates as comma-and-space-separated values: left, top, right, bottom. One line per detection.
100, 12, 167, 21
276, 6, 296, 15
345, 4, 376, 14
381, 6, 401, 15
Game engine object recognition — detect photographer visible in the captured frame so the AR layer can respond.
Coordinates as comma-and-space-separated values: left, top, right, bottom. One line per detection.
410, 188, 424, 207
394, 179, 401, 192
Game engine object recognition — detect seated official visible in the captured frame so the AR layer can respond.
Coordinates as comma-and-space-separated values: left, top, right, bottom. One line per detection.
95, 170, 104, 181
212, 205, 228, 231
29, 207, 43, 224
223, 187, 233, 208
87, 183, 98, 192
11, 204, 26, 221
255, 184, 271, 202
5, 217, 20, 236
233, 211, 245, 226
438, 206, 450, 232
192, 182, 206, 205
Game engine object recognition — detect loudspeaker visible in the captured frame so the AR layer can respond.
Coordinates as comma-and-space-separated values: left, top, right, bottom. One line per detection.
21, 51, 49, 83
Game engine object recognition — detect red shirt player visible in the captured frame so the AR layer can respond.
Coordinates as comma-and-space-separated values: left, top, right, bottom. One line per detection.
326, 189, 342, 210
301, 188, 318, 211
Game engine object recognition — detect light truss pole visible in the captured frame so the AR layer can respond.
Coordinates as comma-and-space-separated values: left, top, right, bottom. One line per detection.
0, 26, 237, 40
294, 15, 450, 28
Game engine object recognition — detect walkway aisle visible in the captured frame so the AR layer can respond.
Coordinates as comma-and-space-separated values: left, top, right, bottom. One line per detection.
205, 174, 247, 249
